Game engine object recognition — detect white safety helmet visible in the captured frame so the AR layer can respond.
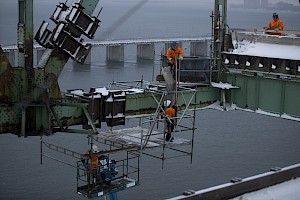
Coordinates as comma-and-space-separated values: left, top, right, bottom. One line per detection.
164, 100, 171, 107
92, 145, 99, 153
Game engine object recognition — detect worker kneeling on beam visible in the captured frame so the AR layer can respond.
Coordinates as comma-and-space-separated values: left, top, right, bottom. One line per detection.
163, 100, 176, 142
265, 13, 284, 35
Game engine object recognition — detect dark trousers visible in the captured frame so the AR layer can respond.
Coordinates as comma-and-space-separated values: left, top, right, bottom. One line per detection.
166, 120, 174, 141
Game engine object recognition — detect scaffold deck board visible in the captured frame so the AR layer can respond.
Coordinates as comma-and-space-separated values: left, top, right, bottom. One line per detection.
95, 127, 191, 148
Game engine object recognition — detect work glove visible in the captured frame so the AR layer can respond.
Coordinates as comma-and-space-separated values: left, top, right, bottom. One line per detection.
179, 55, 183, 60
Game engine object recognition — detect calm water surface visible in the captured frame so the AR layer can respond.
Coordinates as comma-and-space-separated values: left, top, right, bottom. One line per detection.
0, 1, 300, 200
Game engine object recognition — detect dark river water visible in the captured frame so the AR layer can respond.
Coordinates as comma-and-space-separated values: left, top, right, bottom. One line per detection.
0, 1, 300, 200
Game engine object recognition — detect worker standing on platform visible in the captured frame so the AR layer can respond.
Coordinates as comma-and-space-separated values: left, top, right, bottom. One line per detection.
166, 41, 184, 78
163, 100, 176, 142
266, 13, 284, 33
88, 145, 100, 185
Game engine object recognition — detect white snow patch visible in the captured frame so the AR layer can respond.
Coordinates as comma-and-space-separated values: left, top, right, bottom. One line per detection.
66, 87, 144, 99
211, 82, 239, 89
95, 87, 109, 96
39, 22, 49, 38
256, 108, 280, 117
281, 113, 300, 122
69, 89, 84, 96
231, 40, 300, 60
201, 101, 236, 111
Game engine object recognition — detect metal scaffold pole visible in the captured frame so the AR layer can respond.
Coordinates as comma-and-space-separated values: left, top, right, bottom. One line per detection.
212, 0, 227, 82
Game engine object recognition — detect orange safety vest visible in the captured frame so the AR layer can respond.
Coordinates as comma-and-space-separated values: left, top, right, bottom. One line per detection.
166, 47, 184, 65
267, 19, 284, 31
88, 156, 99, 171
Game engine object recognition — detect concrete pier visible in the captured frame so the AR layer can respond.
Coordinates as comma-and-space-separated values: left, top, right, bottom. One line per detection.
106, 45, 124, 61
84, 50, 92, 64
137, 43, 154, 59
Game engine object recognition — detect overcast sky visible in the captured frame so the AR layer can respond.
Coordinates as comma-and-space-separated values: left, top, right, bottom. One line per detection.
191, 0, 299, 6
234, 0, 299, 5
1, 0, 299, 6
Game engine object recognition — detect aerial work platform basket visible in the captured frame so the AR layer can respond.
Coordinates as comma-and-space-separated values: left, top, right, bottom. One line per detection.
76, 151, 140, 198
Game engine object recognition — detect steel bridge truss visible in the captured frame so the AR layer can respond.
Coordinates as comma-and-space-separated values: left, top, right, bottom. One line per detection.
221, 30, 300, 119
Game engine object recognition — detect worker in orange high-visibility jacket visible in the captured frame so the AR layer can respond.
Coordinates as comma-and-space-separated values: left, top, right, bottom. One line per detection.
266, 13, 284, 35
163, 100, 176, 142
166, 41, 184, 65
88, 145, 100, 185
166, 41, 184, 78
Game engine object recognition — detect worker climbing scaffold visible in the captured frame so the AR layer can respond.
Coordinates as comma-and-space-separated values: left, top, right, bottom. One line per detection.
161, 100, 177, 142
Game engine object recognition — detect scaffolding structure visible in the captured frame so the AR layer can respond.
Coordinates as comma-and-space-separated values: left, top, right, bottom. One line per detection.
94, 79, 198, 163
39, 75, 198, 198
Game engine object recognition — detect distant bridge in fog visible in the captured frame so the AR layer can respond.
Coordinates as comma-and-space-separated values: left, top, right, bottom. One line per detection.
2, 36, 211, 65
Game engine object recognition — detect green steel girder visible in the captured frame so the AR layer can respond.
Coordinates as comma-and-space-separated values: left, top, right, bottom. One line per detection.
0, 0, 102, 135
0, 48, 13, 103
0, 97, 88, 135
0, 105, 21, 133
223, 49, 300, 118
125, 86, 220, 116
50, 99, 87, 128
227, 72, 300, 118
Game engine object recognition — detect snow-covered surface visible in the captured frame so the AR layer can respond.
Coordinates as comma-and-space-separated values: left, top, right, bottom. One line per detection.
168, 177, 300, 200
66, 87, 144, 98
231, 40, 300, 60
95, 126, 191, 148
167, 163, 300, 200
211, 82, 239, 89
230, 177, 300, 200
